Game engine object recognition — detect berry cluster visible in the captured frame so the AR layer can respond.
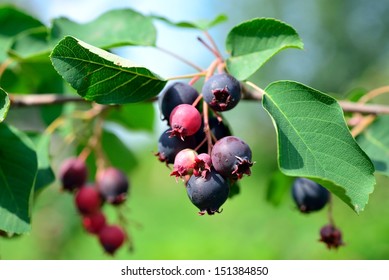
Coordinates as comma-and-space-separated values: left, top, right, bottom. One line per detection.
156, 73, 254, 215
59, 157, 129, 255
291, 177, 344, 249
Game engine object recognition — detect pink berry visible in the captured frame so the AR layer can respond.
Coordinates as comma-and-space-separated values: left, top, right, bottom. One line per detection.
169, 104, 202, 139
75, 185, 102, 215
170, 149, 198, 178
82, 211, 106, 234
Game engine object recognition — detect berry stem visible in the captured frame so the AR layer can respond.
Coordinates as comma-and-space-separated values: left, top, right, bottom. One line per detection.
167, 72, 206, 81
350, 114, 376, 137
203, 30, 224, 62
327, 193, 335, 226
192, 94, 203, 108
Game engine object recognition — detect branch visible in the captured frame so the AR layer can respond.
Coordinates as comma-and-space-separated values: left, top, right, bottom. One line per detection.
9, 94, 85, 107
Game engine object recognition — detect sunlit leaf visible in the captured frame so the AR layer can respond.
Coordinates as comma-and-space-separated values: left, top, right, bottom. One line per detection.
50, 36, 167, 104
154, 14, 228, 30
262, 80, 375, 213
0, 88, 10, 122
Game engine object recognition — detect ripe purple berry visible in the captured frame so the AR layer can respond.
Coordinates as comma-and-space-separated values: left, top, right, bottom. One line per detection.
202, 73, 241, 111
59, 157, 88, 192
98, 225, 126, 255
186, 169, 230, 215
169, 104, 202, 139
96, 168, 129, 205
291, 178, 329, 213
170, 149, 198, 178
158, 82, 199, 122
156, 129, 196, 164
319, 224, 344, 249
75, 185, 102, 215
211, 136, 253, 179
82, 211, 106, 234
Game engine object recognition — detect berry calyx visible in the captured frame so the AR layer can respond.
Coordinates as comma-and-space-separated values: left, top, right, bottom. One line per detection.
202, 73, 241, 111
98, 225, 126, 255
291, 178, 329, 213
169, 104, 202, 140
186, 169, 230, 215
82, 211, 107, 234
59, 157, 88, 192
193, 153, 212, 178
158, 82, 199, 122
170, 149, 198, 178
96, 168, 129, 205
211, 136, 253, 179
319, 224, 344, 249
75, 185, 102, 215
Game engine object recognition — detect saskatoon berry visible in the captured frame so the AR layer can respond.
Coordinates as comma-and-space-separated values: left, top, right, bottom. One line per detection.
319, 224, 344, 249
59, 157, 88, 192
211, 136, 253, 179
96, 168, 129, 205
98, 225, 126, 255
75, 185, 102, 215
170, 149, 198, 178
192, 153, 212, 178
82, 211, 106, 234
291, 177, 329, 213
186, 169, 230, 215
169, 104, 202, 139
158, 82, 199, 122
156, 129, 196, 164
202, 73, 241, 111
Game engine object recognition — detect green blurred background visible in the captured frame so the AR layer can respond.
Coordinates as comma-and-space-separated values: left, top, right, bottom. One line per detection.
1, 0, 389, 259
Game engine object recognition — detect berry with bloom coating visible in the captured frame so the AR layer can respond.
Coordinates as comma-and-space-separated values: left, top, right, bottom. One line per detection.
170, 149, 198, 178
98, 225, 126, 255
186, 169, 230, 215
211, 136, 253, 179
319, 224, 344, 249
75, 185, 102, 215
82, 211, 106, 234
96, 168, 129, 205
169, 104, 202, 139
202, 73, 241, 111
158, 82, 199, 122
59, 157, 88, 192
291, 178, 329, 213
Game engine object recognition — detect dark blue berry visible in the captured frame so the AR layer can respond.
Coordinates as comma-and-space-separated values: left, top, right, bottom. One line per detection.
291, 177, 329, 213
186, 169, 230, 215
96, 168, 129, 205
202, 73, 241, 111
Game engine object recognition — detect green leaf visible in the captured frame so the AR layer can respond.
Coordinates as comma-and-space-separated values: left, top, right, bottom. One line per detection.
50, 36, 167, 104
49, 9, 156, 48
154, 14, 228, 30
0, 88, 10, 122
357, 115, 389, 176
262, 81, 375, 213
8, 26, 51, 61
0, 123, 38, 234
226, 18, 303, 80
106, 102, 155, 131
0, 5, 44, 62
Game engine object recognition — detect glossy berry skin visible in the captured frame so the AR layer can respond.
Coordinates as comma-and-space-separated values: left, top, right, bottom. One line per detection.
158, 82, 199, 122
98, 225, 126, 255
319, 224, 344, 249
211, 136, 253, 179
82, 211, 106, 234
96, 168, 129, 205
202, 73, 241, 111
59, 157, 88, 192
156, 129, 196, 164
186, 169, 230, 215
291, 178, 329, 213
169, 104, 202, 139
75, 185, 102, 215
170, 149, 198, 178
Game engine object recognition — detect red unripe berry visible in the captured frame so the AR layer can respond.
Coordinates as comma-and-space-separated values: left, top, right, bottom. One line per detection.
59, 157, 88, 192
170, 149, 198, 178
96, 168, 129, 205
169, 104, 202, 139
75, 185, 102, 215
82, 211, 106, 234
98, 225, 126, 255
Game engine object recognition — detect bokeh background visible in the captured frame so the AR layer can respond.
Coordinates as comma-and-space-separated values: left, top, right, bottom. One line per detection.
1, 0, 389, 259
